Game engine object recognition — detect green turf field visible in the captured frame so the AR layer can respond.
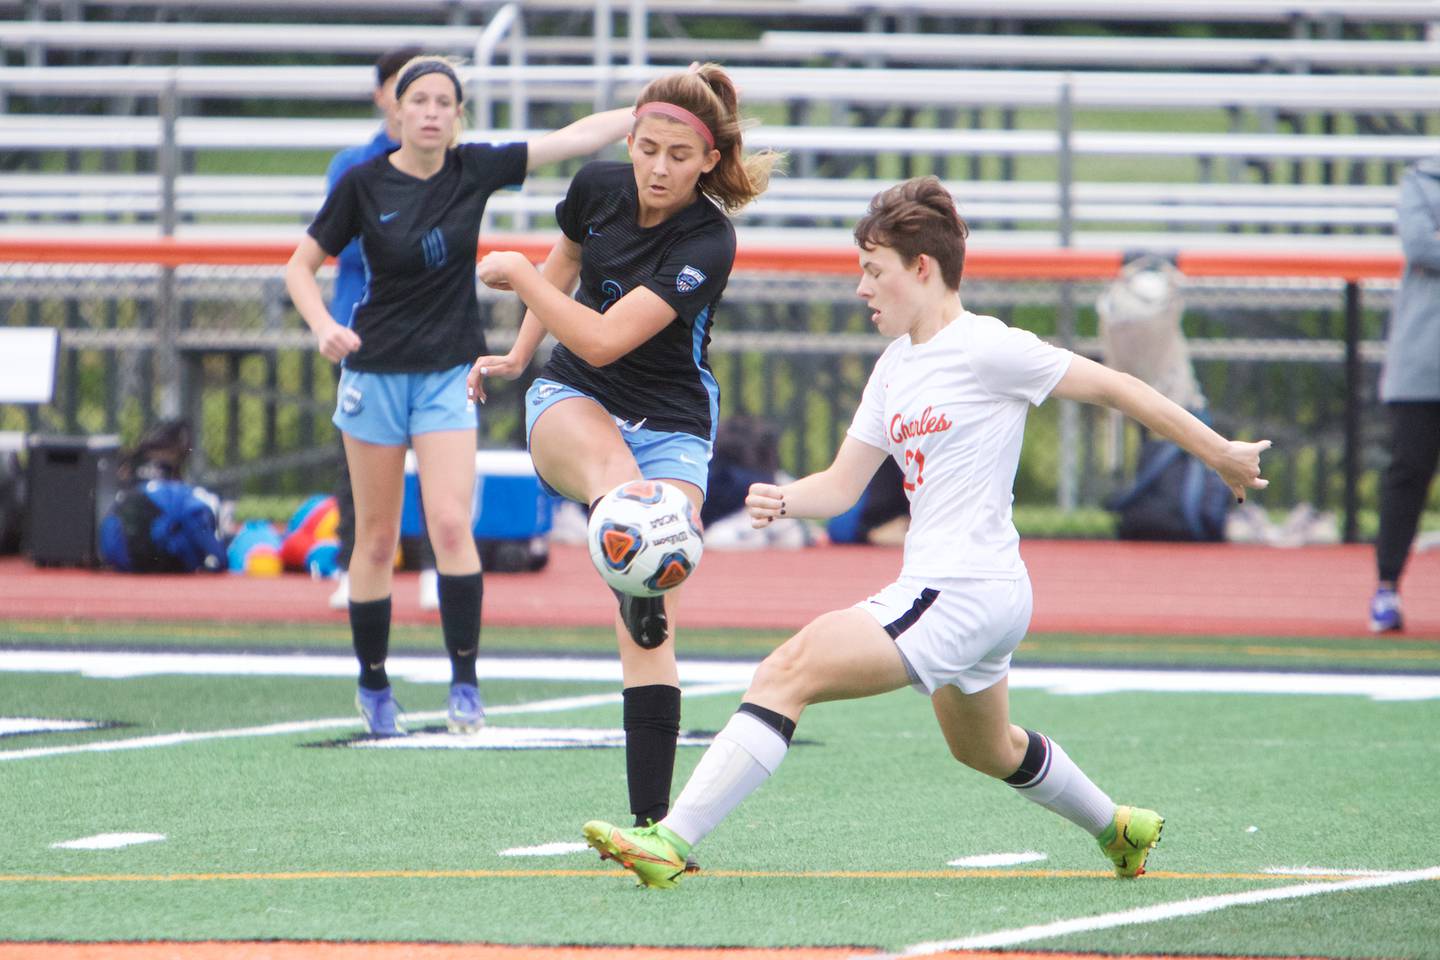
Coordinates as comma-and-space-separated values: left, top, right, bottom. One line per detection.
2, 620, 1438, 956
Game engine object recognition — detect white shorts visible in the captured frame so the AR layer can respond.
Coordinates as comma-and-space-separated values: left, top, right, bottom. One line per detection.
856, 574, 1034, 696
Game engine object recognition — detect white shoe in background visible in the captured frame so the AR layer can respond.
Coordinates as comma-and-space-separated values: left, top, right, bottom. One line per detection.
418, 568, 440, 611
328, 571, 350, 610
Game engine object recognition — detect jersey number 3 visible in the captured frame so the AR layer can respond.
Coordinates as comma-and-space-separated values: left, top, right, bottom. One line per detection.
902, 448, 926, 491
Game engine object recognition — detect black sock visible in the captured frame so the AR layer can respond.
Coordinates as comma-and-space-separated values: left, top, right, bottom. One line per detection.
623, 684, 681, 826
349, 596, 392, 691
1003, 729, 1051, 787
438, 571, 482, 687
737, 701, 797, 744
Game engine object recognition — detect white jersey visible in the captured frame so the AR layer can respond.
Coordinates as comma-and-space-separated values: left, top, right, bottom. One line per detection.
847, 311, 1073, 580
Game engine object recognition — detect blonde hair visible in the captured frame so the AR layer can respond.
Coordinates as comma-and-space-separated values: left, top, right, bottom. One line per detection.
634, 63, 781, 214
395, 54, 466, 149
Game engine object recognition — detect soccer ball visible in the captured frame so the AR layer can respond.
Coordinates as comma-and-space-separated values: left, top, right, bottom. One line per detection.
587, 480, 704, 598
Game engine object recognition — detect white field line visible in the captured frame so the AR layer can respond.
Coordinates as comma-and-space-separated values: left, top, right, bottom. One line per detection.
4, 649, 1439, 701
52, 832, 166, 850
0, 683, 744, 762
895, 865, 1440, 956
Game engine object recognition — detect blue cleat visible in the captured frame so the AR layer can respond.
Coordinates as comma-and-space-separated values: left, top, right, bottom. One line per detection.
1369, 588, 1404, 633
355, 685, 405, 737
447, 682, 485, 734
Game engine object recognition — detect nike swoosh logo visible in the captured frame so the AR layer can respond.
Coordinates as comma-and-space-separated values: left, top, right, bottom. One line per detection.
678, 454, 697, 465
379, 211, 399, 222
613, 838, 680, 867
587, 226, 602, 237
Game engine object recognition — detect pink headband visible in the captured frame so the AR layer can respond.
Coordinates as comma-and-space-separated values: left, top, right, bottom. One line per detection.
634, 101, 715, 149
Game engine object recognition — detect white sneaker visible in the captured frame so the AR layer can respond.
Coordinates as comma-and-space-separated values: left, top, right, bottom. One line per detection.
328, 571, 350, 610
418, 568, 440, 611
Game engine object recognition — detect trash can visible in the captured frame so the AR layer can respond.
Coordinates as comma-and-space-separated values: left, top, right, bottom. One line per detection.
25, 434, 121, 567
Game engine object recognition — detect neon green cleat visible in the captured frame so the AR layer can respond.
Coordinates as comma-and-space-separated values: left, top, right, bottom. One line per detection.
583, 819, 691, 889
1098, 805, 1164, 878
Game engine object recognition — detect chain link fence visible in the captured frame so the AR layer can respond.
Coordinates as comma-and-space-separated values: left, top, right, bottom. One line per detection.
0, 257, 1400, 523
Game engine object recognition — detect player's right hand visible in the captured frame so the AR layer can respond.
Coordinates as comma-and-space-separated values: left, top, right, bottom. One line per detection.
467, 352, 525, 404
746, 482, 787, 528
315, 321, 361, 363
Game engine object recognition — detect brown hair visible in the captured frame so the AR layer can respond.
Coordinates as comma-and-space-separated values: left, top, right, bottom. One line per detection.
395, 54, 466, 149
633, 63, 781, 214
853, 176, 969, 290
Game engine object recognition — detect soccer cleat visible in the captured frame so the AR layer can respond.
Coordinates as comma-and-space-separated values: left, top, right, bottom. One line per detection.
355, 684, 405, 737
447, 682, 485, 734
614, 589, 669, 650
1099, 805, 1164, 878
582, 820, 690, 889
1369, 587, 1404, 633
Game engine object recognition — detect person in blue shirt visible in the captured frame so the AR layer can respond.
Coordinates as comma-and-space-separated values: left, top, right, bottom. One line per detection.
322, 46, 441, 613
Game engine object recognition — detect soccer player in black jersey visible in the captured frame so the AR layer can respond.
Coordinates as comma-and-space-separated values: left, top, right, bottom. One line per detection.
285, 56, 632, 738
466, 63, 780, 831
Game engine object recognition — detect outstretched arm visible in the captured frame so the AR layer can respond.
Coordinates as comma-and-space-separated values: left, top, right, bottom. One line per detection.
1050, 354, 1270, 502
525, 108, 633, 171
746, 436, 890, 527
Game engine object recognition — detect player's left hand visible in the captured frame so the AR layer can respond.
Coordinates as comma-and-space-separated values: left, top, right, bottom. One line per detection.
746, 482, 788, 528
477, 251, 530, 290
1212, 438, 1272, 504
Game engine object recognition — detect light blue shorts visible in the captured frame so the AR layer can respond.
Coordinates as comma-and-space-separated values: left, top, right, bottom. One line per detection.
524, 377, 713, 498
333, 364, 477, 447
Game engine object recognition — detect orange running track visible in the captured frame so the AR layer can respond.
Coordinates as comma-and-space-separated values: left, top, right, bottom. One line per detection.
0, 541, 1435, 639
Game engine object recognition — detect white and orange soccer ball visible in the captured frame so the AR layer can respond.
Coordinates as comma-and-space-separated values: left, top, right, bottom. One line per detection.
587, 480, 704, 598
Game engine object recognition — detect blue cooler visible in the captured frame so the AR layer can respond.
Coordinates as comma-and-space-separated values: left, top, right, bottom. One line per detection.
400, 449, 554, 541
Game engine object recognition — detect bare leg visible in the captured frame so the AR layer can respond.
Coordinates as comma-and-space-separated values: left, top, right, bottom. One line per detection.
662, 608, 911, 847
933, 678, 1114, 836
529, 397, 696, 823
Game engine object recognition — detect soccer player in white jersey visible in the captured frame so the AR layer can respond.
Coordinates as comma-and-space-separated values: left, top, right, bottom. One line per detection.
582, 176, 1272, 888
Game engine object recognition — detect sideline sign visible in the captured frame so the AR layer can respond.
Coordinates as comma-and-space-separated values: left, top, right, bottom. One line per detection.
0, 327, 59, 404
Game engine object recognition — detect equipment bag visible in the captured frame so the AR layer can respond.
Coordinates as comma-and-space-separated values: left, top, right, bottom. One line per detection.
100, 480, 227, 573
1105, 440, 1232, 543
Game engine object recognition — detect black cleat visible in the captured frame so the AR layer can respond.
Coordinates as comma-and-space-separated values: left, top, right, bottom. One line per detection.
614, 589, 669, 649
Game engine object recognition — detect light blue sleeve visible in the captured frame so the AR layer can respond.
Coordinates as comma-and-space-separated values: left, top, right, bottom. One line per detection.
1397, 171, 1440, 273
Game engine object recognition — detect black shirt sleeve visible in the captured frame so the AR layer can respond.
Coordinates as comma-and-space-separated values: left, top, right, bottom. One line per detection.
555, 162, 602, 244
457, 141, 529, 195
306, 164, 363, 257
640, 218, 736, 325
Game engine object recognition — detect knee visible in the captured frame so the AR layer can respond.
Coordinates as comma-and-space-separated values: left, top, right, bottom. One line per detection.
588, 455, 643, 501
353, 521, 400, 568
748, 630, 816, 704
425, 510, 474, 556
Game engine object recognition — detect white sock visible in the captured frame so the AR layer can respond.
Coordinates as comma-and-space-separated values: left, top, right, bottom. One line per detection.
1007, 732, 1115, 836
662, 710, 789, 847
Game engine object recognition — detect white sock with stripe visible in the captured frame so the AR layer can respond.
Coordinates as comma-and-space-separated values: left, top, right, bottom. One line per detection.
1004, 730, 1115, 836
661, 708, 790, 848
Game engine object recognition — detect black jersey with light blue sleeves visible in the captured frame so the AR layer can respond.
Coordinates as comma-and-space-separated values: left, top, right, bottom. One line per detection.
541, 161, 736, 439
306, 141, 528, 373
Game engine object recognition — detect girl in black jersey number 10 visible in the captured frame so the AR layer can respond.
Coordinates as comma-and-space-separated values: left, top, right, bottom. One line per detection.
465, 63, 780, 830
285, 56, 632, 737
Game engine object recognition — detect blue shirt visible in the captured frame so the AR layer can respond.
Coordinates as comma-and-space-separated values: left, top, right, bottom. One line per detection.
323, 125, 399, 328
